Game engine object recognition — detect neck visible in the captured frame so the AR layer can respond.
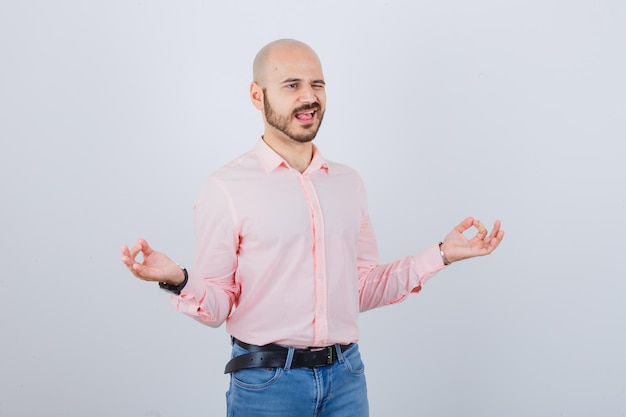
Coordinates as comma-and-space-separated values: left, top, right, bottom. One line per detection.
262, 132, 313, 173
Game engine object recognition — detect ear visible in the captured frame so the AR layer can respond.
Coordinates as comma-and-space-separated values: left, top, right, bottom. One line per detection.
250, 82, 264, 110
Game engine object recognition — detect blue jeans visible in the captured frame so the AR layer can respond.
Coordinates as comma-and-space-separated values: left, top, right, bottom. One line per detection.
226, 342, 369, 417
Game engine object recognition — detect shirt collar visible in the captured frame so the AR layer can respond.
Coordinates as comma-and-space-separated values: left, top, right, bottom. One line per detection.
255, 138, 329, 174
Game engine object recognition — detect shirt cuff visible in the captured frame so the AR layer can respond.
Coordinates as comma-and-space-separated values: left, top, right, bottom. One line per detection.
410, 243, 448, 291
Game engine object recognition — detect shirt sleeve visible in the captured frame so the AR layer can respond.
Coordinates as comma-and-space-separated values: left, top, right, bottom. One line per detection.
169, 176, 240, 327
356, 185, 447, 313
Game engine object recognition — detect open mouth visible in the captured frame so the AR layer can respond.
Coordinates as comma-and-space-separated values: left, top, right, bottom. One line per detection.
294, 103, 320, 124
295, 109, 316, 122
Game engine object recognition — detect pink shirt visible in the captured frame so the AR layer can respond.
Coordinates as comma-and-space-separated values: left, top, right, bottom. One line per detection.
173, 139, 446, 348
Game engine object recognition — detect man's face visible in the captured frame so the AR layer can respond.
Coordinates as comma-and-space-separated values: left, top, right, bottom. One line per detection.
263, 87, 325, 143
257, 45, 327, 144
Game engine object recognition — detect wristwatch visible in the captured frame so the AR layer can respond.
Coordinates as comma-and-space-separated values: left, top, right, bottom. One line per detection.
158, 265, 188, 295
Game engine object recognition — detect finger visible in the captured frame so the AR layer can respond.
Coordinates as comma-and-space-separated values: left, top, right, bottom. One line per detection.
122, 258, 142, 278
486, 229, 505, 252
121, 254, 133, 267
486, 220, 502, 241
492, 229, 505, 247
121, 244, 136, 266
121, 246, 133, 266
125, 265, 141, 280
454, 217, 475, 234
130, 263, 161, 282
122, 254, 139, 270
128, 261, 150, 278
138, 238, 154, 257
130, 260, 143, 273
468, 219, 488, 241
128, 242, 143, 260
475, 220, 487, 234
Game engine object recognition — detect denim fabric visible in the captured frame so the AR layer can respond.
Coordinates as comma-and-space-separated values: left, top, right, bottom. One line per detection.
226, 343, 369, 417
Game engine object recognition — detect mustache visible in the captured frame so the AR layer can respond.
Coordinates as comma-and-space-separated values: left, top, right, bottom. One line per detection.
293, 103, 321, 114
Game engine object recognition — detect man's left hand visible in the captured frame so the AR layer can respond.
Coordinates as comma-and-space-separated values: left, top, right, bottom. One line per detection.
440, 217, 504, 264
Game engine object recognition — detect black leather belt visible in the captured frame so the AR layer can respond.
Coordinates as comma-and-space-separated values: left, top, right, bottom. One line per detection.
224, 338, 353, 374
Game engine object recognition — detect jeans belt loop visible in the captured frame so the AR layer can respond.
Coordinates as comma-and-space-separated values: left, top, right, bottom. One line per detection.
284, 347, 295, 371
334, 343, 346, 364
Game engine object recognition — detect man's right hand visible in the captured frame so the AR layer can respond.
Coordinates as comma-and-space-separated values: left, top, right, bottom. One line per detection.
121, 239, 185, 285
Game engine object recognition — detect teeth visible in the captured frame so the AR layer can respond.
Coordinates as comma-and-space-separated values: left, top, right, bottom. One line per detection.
295, 109, 315, 119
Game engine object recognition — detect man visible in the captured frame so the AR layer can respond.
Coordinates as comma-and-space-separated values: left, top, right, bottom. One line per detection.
121, 39, 504, 417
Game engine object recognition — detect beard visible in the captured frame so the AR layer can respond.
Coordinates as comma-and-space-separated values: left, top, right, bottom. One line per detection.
263, 89, 324, 143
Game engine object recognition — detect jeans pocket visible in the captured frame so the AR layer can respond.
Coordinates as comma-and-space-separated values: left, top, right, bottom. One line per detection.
231, 366, 283, 390
342, 345, 366, 376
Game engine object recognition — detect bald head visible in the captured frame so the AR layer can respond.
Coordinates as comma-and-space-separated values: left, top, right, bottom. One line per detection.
248, 38, 327, 148
252, 39, 322, 87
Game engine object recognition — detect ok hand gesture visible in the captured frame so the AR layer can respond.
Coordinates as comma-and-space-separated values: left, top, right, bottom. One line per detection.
440, 217, 504, 264
121, 239, 185, 285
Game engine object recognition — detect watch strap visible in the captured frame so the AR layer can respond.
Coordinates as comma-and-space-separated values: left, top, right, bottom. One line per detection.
158, 265, 188, 295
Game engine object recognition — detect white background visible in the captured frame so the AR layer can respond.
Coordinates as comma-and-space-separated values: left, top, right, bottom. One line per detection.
1, 1, 625, 416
